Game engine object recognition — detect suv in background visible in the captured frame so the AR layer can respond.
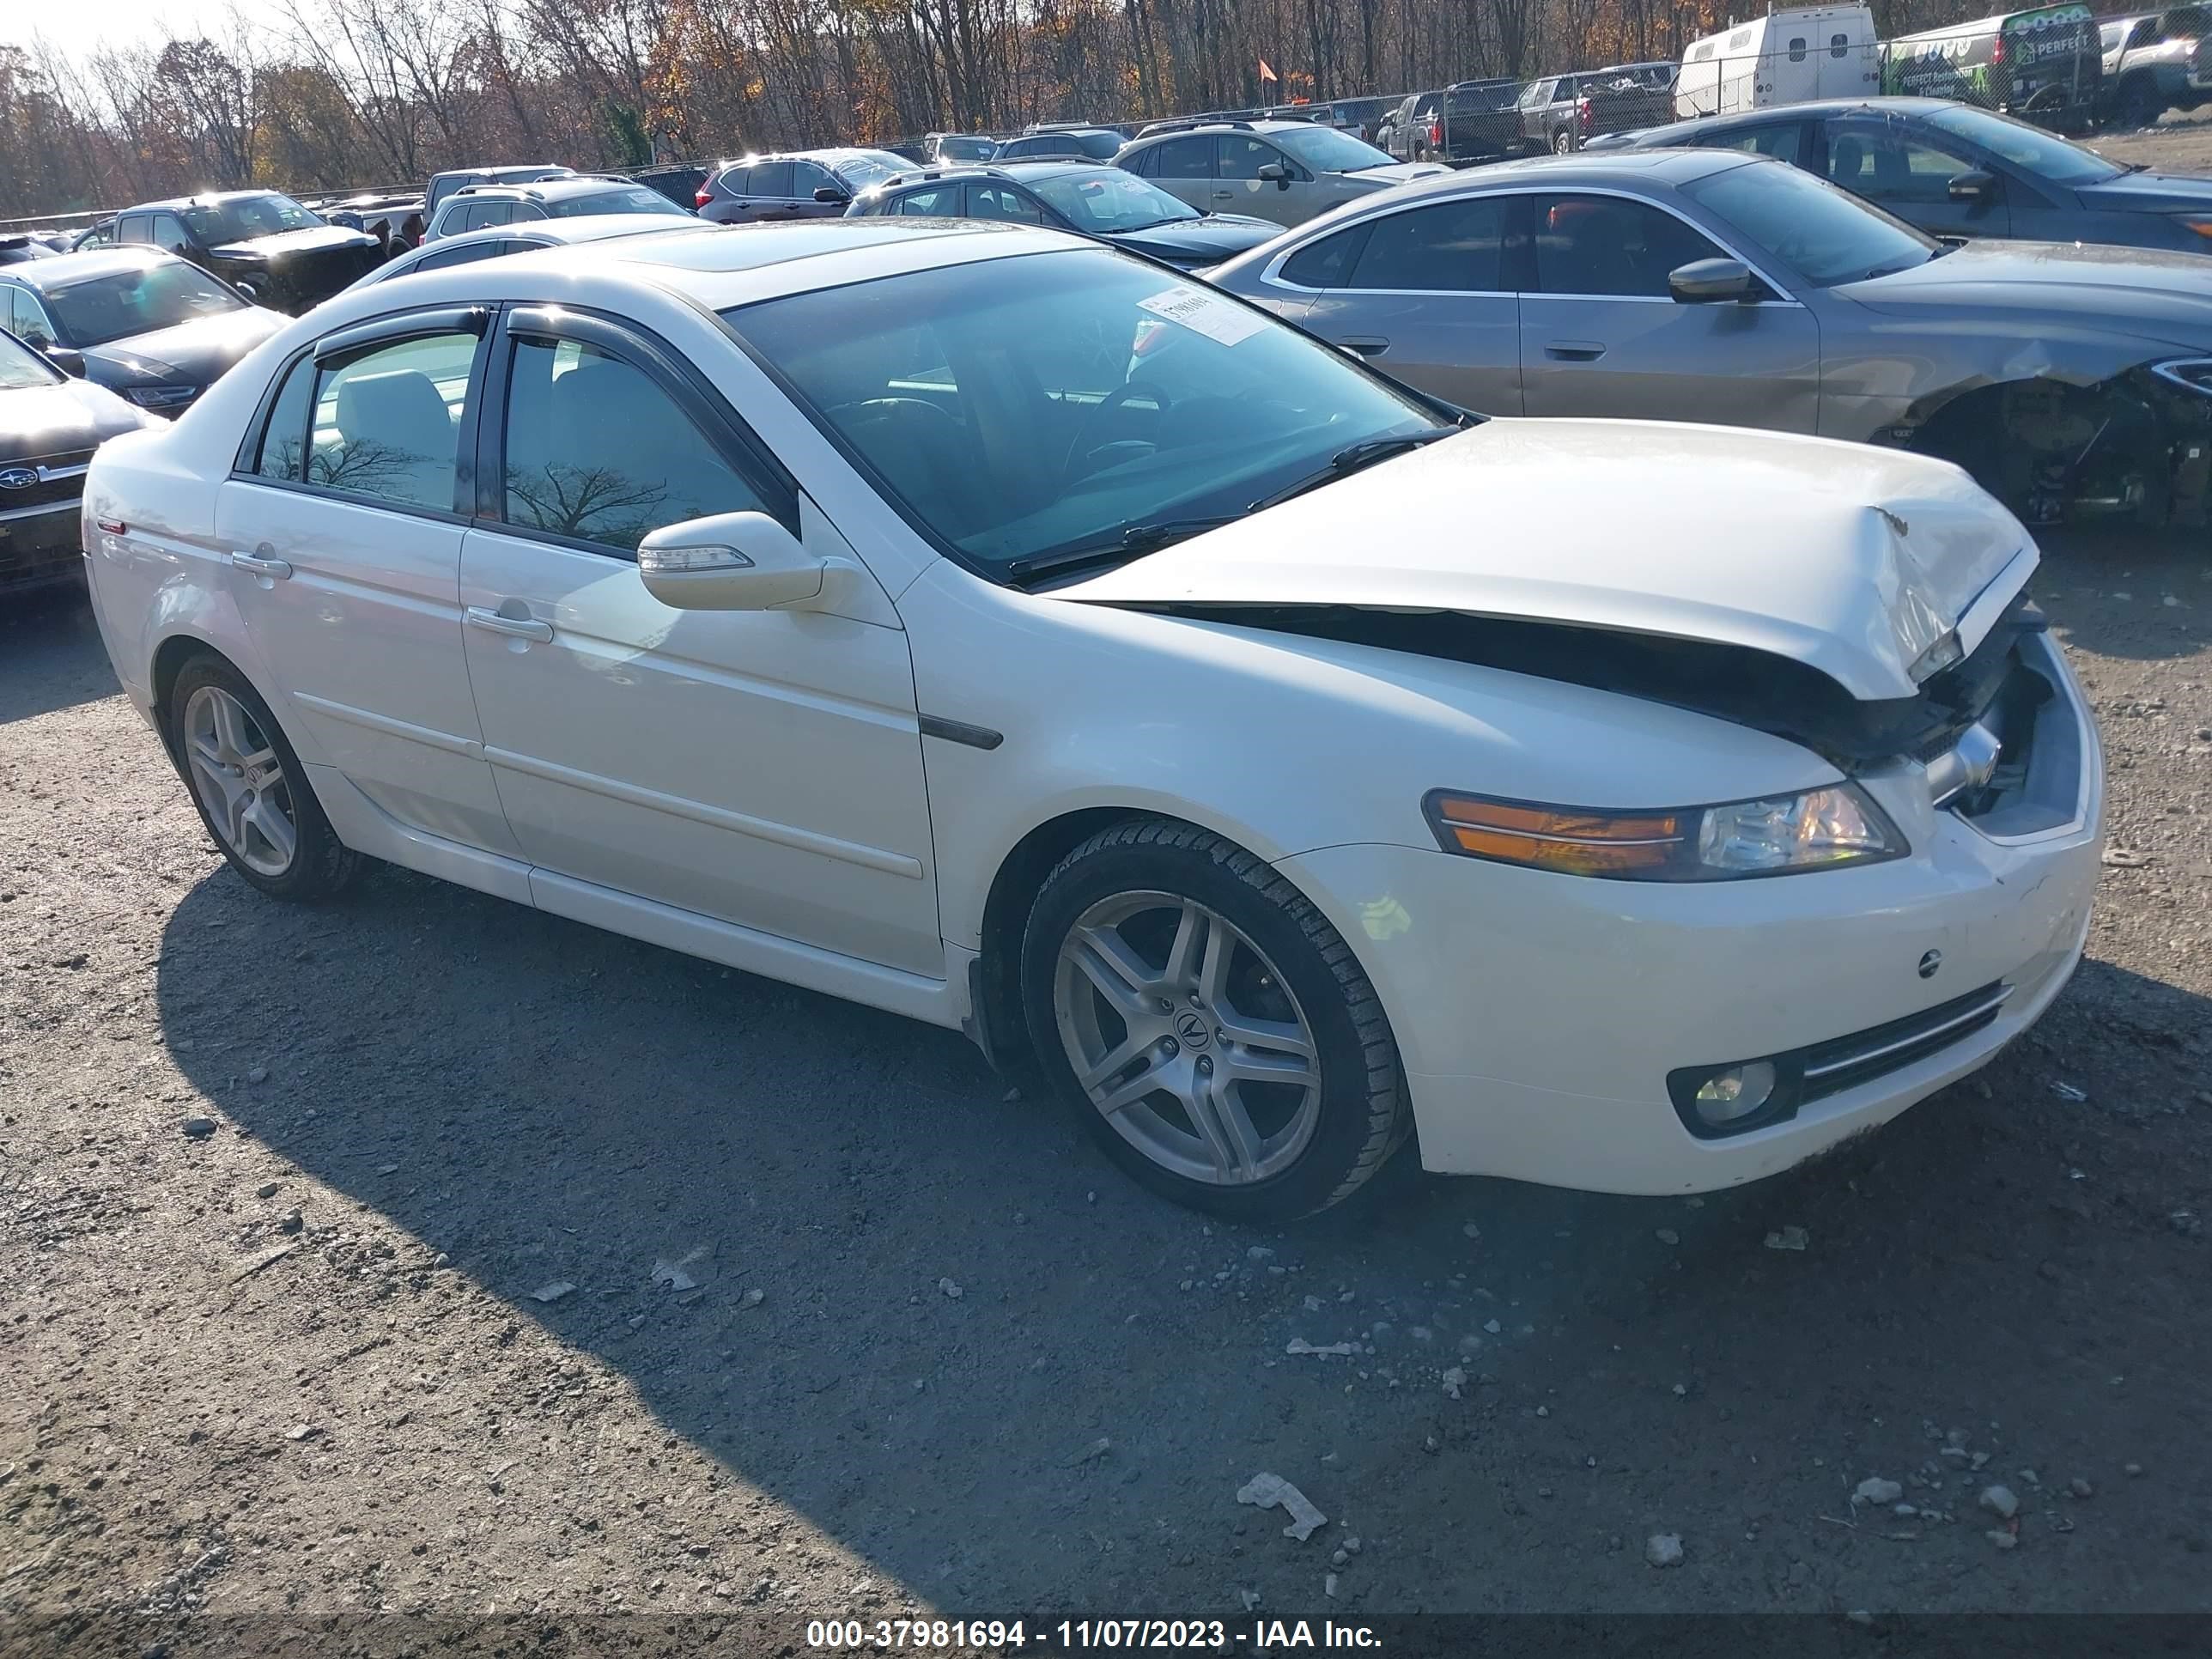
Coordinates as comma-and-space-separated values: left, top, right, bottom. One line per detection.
630, 163, 712, 206
992, 127, 1126, 161
1118, 118, 1443, 227
68, 191, 381, 312
695, 149, 915, 222
1579, 61, 1679, 143
423, 165, 574, 223
2099, 6, 2212, 125
422, 177, 693, 242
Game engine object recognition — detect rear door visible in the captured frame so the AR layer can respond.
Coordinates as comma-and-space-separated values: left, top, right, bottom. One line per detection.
1518, 190, 1820, 431
458, 306, 940, 973
746, 161, 802, 221
1291, 195, 1525, 413
216, 306, 516, 853
1144, 134, 1221, 214
1821, 113, 2011, 238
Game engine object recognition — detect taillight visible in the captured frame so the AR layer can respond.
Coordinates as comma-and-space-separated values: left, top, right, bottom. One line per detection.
1428, 119, 1443, 147
1577, 96, 1594, 131
1992, 35, 2007, 63
695, 186, 713, 206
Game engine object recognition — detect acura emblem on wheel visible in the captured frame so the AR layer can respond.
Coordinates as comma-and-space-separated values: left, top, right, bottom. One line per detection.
1174, 1011, 1212, 1049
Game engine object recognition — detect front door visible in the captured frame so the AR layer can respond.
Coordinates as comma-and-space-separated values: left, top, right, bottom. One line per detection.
1292, 195, 1524, 415
1518, 191, 1821, 433
1821, 115, 2013, 239
458, 307, 942, 975
216, 310, 516, 852
1216, 132, 1320, 225
1144, 134, 1222, 216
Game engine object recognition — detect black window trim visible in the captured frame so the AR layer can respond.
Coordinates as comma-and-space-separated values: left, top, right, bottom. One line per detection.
229, 302, 495, 523
473, 302, 800, 562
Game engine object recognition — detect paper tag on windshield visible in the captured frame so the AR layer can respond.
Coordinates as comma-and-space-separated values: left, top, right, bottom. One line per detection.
1139, 285, 1267, 348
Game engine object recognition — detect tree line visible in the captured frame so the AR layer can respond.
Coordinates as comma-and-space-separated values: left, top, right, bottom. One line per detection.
3, 0, 1989, 222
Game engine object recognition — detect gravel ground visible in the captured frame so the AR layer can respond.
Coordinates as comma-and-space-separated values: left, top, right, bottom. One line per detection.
3, 528, 2207, 1649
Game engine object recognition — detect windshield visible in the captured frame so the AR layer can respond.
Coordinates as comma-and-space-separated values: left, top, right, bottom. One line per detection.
724, 248, 1441, 577
46, 260, 246, 346
831, 151, 915, 190
1272, 125, 1397, 173
547, 185, 690, 219
1684, 157, 1940, 286
1031, 170, 1199, 231
0, 328, 63, 388
1923, 104, 2124, 185
180, 193, 323, 243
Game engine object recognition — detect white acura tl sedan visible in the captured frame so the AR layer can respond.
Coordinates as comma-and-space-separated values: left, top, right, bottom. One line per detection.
80, 220, 2102, 1221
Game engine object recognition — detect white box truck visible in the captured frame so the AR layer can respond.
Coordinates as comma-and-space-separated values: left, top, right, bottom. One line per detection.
1675, 6, 1883, 118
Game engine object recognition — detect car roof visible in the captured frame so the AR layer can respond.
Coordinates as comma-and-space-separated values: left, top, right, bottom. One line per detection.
454, 176, 658, 204
1638, 95, 1975, 139
1127, 118, 1322, 142
433, 163, 568, 179
720, 148, 902, 167
125, 190, 293, 212
1376, 147, 1753, 199
459, 217, 1091, 312
0, 246, 177, 291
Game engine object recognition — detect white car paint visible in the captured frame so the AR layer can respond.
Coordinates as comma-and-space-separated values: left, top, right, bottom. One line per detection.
79, 220, 2102, 1202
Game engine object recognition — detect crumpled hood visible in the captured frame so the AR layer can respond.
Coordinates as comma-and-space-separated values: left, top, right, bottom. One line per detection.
210, 225, 379, 261
1049, 419, 2033, 702
1840, 239, 2212, 349
82, 306, 286, 385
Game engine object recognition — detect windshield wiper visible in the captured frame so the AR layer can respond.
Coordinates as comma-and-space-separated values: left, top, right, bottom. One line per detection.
1245, 429, 1458, 514
1003, 516, 1246, 585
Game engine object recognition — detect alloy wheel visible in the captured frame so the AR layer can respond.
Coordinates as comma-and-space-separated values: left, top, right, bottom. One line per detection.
1051, 890, 1322, 1186
181, 685, 298, 878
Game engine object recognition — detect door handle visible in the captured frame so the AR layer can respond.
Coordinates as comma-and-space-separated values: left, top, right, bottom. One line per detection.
1544, 341, 1607, 362
230, 550, 292, 578
1212, 189, 1235, 199
465, 606, 554, 642
1337, 337, 1390, 357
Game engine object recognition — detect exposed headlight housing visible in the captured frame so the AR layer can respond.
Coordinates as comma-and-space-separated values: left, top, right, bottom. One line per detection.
1423, 784, 1905, 881
124, 385, 199, 409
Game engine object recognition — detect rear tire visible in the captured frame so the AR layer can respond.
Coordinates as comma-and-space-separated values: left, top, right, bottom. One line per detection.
2113, 76, 2164, 129
1018, 818, 1410, 1223
1553, 129, 1577, 154
167, 653, 361, 902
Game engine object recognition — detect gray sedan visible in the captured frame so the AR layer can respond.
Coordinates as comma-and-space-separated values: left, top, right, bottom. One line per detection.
1206, 149, 2212, 531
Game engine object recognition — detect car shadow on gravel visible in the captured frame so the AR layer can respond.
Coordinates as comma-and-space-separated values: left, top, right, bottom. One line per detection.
0, 586, 118, 725
151, 859, 2212, 1611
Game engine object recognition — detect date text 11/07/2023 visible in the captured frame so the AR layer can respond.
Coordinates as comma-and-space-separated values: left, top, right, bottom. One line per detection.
804, 1618, 1385, 1650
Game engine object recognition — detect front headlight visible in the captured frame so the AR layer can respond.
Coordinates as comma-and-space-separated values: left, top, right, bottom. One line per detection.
1422, 784, 1905, 881
124, 385, 199, 409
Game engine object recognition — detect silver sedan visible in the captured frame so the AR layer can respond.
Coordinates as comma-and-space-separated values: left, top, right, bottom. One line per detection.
1206, 149, 2212, 531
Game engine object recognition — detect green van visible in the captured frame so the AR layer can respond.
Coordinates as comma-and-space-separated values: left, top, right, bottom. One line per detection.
1881, 3, 2104, 127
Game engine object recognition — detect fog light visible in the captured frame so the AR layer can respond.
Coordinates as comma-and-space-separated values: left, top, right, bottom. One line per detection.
1692, 1061, 1777, 1127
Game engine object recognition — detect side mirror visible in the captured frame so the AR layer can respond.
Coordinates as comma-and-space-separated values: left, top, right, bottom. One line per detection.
813, 185, 851, 204
638, 512, 827, 611
1256, 162, 1290, 186
42, 345, 86, 377
1948, 168, 1997, 204
1668, 257, 1754, 302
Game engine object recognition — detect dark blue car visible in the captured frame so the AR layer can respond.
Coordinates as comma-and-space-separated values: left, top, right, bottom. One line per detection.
1594, 96, 2212, 256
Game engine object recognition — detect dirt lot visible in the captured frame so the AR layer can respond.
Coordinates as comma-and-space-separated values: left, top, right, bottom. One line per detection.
3, 525, 2207, 1650
8, 126, 2212, 1642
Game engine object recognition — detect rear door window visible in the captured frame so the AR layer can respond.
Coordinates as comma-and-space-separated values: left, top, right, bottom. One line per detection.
1348, 197, 1511, 290
749, 162, 795, 198
1150, 136, 1217, 179
966, 184, 1045, 222
1711, 122, 1805, 165
307, 331, 479, 511
896, 185, 962, 216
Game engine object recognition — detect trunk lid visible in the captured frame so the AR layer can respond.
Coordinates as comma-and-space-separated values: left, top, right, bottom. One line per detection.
1047, 418, 2033, 703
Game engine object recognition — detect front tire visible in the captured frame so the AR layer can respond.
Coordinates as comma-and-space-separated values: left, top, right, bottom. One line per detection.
1019, 818, 1409, 1222
167, 654, 360, 902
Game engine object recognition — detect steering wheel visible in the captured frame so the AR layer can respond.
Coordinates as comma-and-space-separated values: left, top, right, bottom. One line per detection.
1064, 380, 1176, 481
830, 396, 966, 436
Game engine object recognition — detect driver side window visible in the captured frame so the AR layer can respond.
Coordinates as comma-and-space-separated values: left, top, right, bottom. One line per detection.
1825, 121, 1983, 204
1532, 194, 1723, 298
1219, 136, 1288, 180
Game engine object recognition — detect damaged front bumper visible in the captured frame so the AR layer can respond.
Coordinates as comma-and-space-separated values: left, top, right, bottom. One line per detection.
1276, 629, 2103, 1195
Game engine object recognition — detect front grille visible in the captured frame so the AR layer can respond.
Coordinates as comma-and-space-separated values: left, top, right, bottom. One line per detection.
0, 448, 94, 513
1798, 981, 2011, 1104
